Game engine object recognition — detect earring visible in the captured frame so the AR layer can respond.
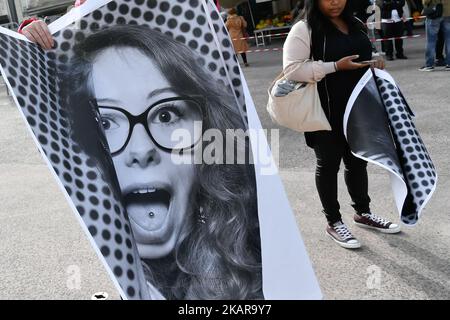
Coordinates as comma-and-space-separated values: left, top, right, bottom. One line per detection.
198, 206, 207, 224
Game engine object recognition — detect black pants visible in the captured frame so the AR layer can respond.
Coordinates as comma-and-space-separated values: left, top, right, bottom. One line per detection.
312, 134, 371, 225
404, 19, 413, 36
382, 21, 405, 57
376, 28, 386, 53
240, 52, 248, 64
436, 26, 445, 60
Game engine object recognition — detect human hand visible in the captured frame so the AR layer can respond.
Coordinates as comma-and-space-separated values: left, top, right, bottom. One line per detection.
273, 79, 300, 97
370, 57, 385, 70
335, 55, 367, 71
21, 20, 54, 50
359, 57, 386, 70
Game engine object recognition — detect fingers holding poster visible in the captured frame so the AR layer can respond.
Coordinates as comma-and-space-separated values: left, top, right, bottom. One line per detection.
0, 0, 321, 300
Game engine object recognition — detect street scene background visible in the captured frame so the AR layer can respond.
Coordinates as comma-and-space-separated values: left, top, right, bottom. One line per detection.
0, 1, 449, 300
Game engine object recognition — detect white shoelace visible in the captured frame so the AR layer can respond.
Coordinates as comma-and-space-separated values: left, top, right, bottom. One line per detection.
362, 213, 390, 227
333, 222, 354, 240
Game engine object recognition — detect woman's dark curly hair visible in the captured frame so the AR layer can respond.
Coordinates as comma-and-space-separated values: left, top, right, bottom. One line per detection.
59, 25, 263, 300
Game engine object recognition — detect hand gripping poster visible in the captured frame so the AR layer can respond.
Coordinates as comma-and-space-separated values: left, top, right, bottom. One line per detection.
344, 68, 437, 226
0, 0, 321, 300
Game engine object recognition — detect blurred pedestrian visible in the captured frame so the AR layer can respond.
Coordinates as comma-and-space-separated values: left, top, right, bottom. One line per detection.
404, 0, 414, 35
419, 0, 450, 71
378, 0, 408, 60
226, 8, 250, 67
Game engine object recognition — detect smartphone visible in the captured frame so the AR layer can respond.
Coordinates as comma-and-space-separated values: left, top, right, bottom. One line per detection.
360, 60, 378, 64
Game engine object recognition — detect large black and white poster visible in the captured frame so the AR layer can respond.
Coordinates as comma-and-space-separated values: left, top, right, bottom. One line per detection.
344, 68, 437, 226
0, 0, 321, 299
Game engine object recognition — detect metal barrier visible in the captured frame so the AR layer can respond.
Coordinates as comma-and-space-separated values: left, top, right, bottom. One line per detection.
0, 22, 19, 31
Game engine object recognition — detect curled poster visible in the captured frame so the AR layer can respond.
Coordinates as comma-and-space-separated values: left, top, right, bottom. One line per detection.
344, 68, 437, 226
0, 0, 321, 300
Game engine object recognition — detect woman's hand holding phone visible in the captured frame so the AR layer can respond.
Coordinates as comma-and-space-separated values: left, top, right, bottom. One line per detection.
335, 55, 385, 71
335, 55, 367, 71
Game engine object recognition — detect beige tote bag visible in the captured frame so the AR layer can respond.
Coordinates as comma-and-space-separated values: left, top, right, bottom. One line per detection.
266, 62, 331, 132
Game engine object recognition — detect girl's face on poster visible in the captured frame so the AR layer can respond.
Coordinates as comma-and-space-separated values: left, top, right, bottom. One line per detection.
91, 47, 197, 259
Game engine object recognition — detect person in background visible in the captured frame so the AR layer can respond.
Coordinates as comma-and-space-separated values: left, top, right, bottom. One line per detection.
406, 0, 445, 63
403, 0, 414, 35
18, 0, 87, 50
378, 0, 408, 60
419, 0, 450, 71
226, 7, 250, 67
374, 0, 388, 54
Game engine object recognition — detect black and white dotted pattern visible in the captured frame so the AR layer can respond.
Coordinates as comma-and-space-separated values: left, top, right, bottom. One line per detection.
0, 32, 144, 300
377, 78, 437, 225
0, 0, 249, 299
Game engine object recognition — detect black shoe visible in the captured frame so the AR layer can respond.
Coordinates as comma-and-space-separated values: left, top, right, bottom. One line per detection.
436, 59, 446, 67
396, 54, 408, 59
386, 55, 394, 61
445, 65, 450, 71
418, 66, 435, 72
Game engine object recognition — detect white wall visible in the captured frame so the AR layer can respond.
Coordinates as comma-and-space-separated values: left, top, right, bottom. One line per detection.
20, 0, 72, 11
272, 0, 291, 15
0, 1, 8, 16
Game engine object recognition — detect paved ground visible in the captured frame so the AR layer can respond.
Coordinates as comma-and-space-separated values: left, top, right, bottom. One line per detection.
0, 28, 449, 300
0, 80, 120, 299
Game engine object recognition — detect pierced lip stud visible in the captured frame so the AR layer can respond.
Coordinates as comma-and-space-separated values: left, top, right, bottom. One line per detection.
148, 211, 155, 218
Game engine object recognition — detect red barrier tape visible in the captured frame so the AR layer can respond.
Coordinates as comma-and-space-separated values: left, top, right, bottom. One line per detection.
232, 16, 426, 42
236, 34, 422, 54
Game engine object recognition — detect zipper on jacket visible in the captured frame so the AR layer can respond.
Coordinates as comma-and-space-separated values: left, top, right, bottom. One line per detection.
323, 35, 331, 121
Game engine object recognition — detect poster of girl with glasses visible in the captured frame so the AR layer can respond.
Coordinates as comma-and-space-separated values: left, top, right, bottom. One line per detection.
0, 0, 321, 300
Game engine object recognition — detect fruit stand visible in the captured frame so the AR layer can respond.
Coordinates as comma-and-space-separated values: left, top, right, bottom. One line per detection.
254, 13, 292, 47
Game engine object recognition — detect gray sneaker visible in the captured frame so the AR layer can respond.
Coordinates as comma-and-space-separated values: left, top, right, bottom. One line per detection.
418, 66, 435, 72
326, 221, 361, 249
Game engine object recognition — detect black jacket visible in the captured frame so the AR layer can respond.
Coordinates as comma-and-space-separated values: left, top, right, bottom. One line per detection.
378, 0, 406, 19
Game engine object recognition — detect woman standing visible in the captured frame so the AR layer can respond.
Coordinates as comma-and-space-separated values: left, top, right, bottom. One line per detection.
379, 0, 408, 60
226, 8, 250, 67
283, 0, 400, 249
